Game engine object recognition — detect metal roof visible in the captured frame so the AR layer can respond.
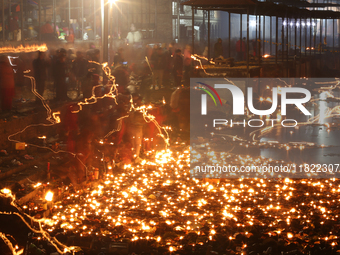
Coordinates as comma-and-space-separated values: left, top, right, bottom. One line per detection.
182, 0, 340, 19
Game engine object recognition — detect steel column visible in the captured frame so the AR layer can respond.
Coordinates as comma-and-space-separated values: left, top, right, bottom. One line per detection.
228, 12, 231, 58
53, 0, 56, 36
94, 0, 96, 38
38, 0, 41, 41
286, 17, 288, 77
263, 15, 265, 55
275, 16, 278, 64
259, 15, 261, 65
333, 19, 335, 53
208, 10, 210, 60
310, 16, 312, 56
247, 8, 249, 76
2, 0, 4, 42
282, 18, 284, 65
270, 16, 272, 55
192, 7, 194, 54
69, 0, 71, 31
101, 0, 109, 62
21, 0, 23, 41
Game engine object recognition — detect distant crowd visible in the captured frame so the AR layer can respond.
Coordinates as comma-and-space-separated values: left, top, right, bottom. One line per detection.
0, 42, 199, 114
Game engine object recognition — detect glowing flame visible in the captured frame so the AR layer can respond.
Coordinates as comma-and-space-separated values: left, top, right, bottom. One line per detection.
0, 44, 48, 54
45, 191, 53, 202
1, 188, 11, 195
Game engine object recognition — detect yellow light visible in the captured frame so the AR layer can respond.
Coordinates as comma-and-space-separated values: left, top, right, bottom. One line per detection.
45, 191, 54, 202
0, 44, 48, 54
1, 188, 11, 195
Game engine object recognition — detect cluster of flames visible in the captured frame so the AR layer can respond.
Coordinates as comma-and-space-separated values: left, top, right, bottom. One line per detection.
0, 44, 48, 54
1, 49, 340, 255
2, 147, 340, 254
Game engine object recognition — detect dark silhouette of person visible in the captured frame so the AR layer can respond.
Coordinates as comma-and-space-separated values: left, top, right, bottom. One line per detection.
72, 51, 88, 96
173, 49, 183, 87
33, 51, 48, 99
54, 49, 68, 102
236, 37, 246, 61
114, 48, 124, 67
40, 21, 55, 41
214, 38, 223, 58
151, 46, 166, 89
252, 39, 257, 56
0, 55, 15, 112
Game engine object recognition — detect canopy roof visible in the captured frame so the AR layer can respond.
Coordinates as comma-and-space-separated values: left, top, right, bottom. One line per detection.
182, 0, 340, 19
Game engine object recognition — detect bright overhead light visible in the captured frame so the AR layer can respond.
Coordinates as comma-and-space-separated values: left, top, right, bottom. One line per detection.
250, 20, 256, 27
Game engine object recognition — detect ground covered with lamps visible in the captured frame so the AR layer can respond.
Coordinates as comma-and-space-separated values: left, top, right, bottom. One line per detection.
2, 144, 340, 255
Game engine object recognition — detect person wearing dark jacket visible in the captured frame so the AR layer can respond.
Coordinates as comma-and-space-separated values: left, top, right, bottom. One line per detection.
151, 47, 166, 90
0, 55, 15, 112
113, 65, 129, 94
33, 51, 48, 98
236, 37, 246, 61
54, 49, 68, 102
72, 51, 88, 97
214, 38, 223, 58
172, 49, 183, 87
114, 48, 124, 67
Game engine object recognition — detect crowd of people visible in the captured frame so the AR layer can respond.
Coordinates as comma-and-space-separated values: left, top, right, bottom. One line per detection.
0, 41, 197, 114
0, 42, 193, 186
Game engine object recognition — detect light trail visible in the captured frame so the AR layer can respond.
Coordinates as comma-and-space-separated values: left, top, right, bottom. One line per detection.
3, 51, 171, 254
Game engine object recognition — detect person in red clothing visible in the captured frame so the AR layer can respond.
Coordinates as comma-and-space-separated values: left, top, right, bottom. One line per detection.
236, 37, 246, 61
0, 55, 15, 112
67, 28, 75, 44
143, 104, 167, 152
40, 21, 54, 41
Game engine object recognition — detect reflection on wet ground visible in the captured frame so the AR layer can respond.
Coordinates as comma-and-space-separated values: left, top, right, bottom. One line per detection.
12, 81, 81, 113
206, 88, 340, 165
260, 90, 340, 164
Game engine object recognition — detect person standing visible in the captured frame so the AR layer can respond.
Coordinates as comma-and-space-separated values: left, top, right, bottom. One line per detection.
236, 37, 246, 61
127, 93, 144, 162
172, 49, 183, 87
214, 38, 223, 58
72, 51, 88, 97
54, 49, 68, 102
0, 55, 15, 112
163, 43, 174, 88
40, 21, 54, 41
251, 39, 257, 56
151, 46, 165, 90
114, 48, 124, 67
33, 51, 48, 99
183, 45, 192, 87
